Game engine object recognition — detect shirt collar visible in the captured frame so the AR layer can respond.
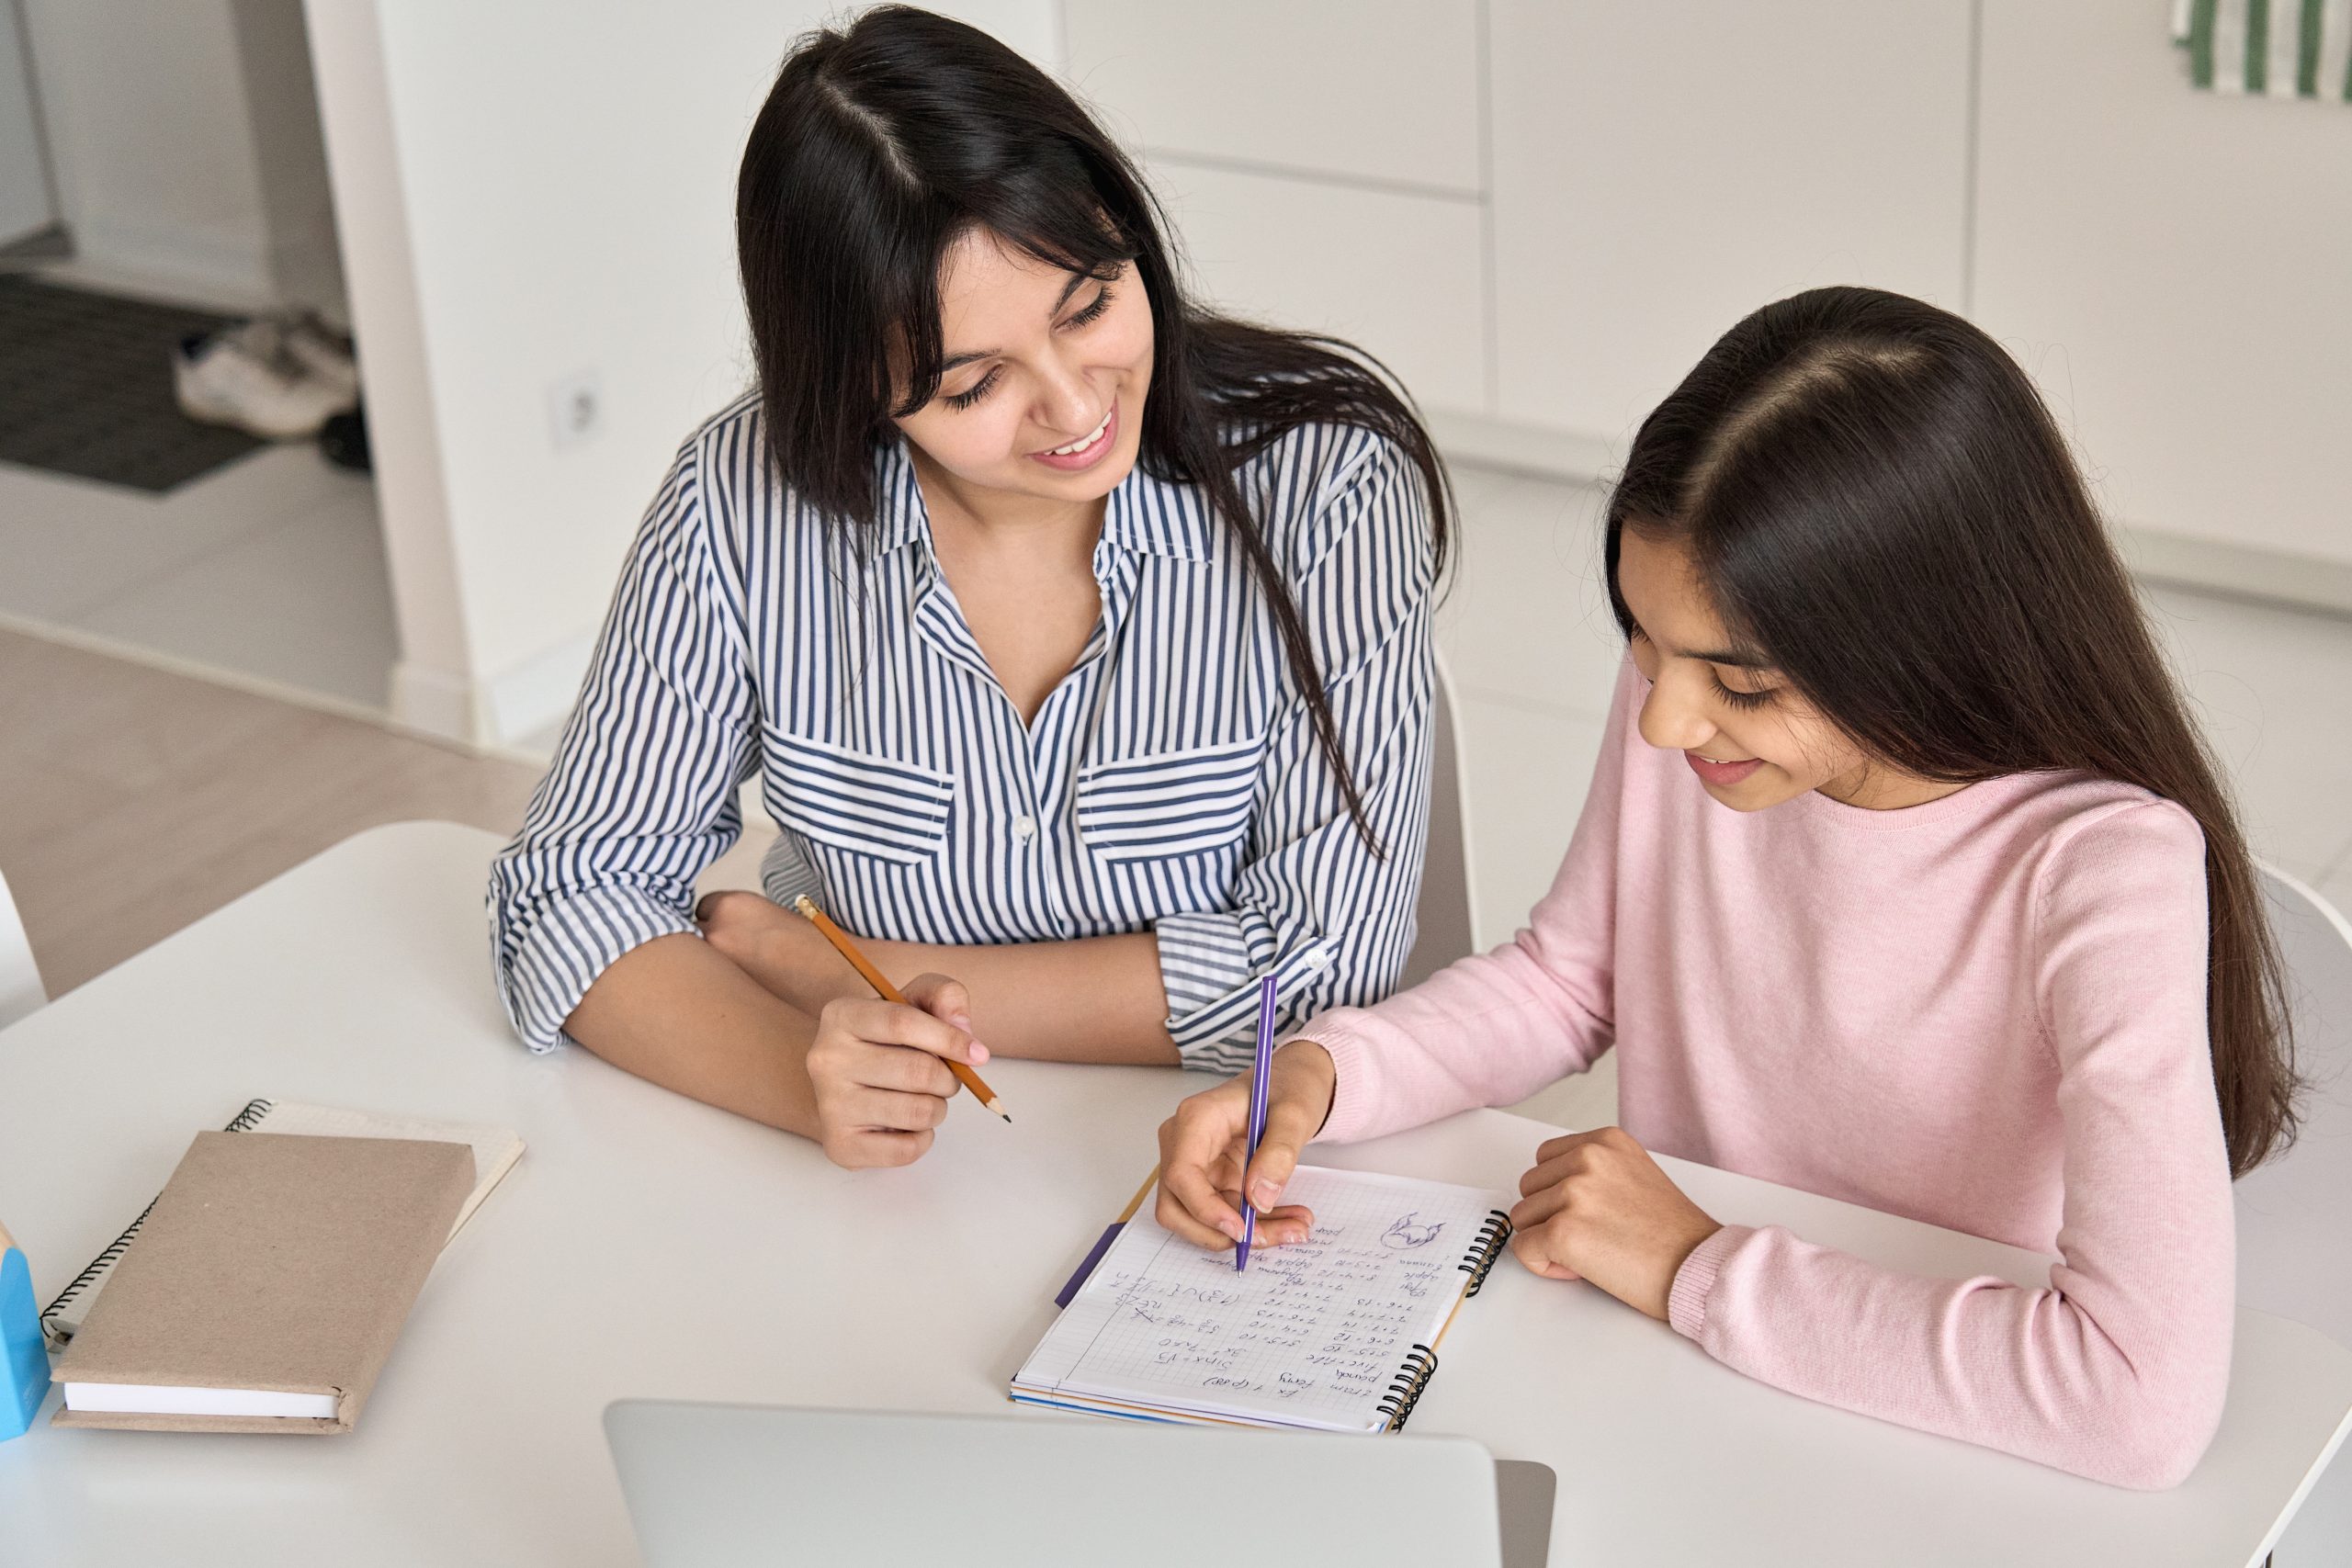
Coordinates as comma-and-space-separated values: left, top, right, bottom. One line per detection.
866, 437, 1215, 564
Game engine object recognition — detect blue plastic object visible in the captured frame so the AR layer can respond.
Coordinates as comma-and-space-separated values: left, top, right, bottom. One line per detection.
1, 1231, 51, 1439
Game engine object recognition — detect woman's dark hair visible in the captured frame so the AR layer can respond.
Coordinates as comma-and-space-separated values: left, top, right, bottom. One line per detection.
735, 6, 1450, 847
1606, 286, 2299, 1176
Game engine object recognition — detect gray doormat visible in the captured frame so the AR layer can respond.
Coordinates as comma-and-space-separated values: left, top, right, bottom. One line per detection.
0, 276, 266, 493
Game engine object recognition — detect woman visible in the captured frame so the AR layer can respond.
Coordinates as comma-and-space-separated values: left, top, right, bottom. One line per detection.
487, 6, 1452, 1168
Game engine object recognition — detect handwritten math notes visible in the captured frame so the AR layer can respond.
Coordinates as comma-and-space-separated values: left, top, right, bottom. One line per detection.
1013, 1168, 1510, 1432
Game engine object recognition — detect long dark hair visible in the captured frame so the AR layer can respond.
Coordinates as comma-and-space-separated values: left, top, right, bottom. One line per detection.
1605, 286, 2297, 1177
735, 6, 1450, 847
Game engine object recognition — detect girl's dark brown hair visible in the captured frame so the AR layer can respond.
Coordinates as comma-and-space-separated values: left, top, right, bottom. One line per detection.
1604, 285, 2297, 1176
735, 6, 1450, 849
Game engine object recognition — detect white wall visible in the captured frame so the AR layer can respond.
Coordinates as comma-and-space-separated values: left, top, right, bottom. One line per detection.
307, 0, 1060, 745
1487, 0, 1973, 449
1066, 0, 1491, 413
317, 0, 2352, 749
1069, 0, 2352, 600
228, 0, 346, 315
1973, 0, 2352, 576
0, 0, 55, 245
18, 0, 274, 305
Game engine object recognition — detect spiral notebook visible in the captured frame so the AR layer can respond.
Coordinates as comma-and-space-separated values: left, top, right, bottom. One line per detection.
40, 1098, 523, 1349
1012, 1166, 1512, 1433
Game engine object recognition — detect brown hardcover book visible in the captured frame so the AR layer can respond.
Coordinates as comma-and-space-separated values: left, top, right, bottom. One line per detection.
51, 1131, 470, 1434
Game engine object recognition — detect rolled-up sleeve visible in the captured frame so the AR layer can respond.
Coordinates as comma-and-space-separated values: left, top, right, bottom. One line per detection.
1158, 438, 1438, 1070
486, 441, 756, 1051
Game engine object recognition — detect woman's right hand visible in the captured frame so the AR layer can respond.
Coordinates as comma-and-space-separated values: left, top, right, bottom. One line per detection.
805, 974, 987, 1169
1154, 1040, 1339, 1250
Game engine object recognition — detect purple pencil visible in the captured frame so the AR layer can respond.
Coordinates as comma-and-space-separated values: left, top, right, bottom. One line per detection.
1237, 974, 1278, 1271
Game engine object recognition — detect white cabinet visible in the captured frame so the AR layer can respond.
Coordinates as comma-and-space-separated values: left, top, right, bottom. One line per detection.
1066, 0, 1490, 412
1144, 158, 1488, 413
1487, 0, 1973, 446
1063, 0, 1481, 191
1972, 0, 2352, 571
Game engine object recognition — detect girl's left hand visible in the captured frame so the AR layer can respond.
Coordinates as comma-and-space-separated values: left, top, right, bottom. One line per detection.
1508, 1127, 1723, 1321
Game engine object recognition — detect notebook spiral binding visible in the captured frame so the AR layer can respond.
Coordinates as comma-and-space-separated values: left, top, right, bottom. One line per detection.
1374, 1211, 1513, 1430
38, 1099, 276, 1348
1375, 1342, 1441, 1431
1458, 1209, 1512, 1298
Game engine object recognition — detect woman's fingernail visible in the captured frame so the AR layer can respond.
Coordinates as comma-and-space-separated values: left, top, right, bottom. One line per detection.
1220, 1217, 1242, 1241
1251, 1180, 1279, 1208
967, 1042, 989, 1064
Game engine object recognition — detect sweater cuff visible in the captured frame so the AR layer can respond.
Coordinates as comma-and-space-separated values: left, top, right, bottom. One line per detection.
1293, 1011, 1378, 1142
1667, 1224, 1752, 1341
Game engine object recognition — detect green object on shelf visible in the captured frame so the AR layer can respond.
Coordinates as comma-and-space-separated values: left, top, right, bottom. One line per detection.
2174, 0, 2352, 103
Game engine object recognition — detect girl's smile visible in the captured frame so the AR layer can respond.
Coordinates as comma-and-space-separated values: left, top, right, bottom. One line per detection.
1684, 752, 1763, 787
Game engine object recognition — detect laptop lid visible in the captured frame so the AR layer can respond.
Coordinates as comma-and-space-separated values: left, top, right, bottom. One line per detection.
605, 1401, 1507, 1568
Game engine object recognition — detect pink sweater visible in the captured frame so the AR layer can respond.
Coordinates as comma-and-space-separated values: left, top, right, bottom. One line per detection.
1306, 659, 2233, 1488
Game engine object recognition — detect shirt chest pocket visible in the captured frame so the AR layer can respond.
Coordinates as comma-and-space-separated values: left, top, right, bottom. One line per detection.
1075, 734, 1267, 865
763, 728, 956, 865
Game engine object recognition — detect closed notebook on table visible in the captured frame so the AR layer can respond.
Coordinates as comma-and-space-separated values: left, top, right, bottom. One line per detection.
51, 1131, 469, 1434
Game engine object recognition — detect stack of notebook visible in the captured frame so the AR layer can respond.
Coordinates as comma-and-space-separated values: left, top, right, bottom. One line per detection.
43, 1100, 523, 1434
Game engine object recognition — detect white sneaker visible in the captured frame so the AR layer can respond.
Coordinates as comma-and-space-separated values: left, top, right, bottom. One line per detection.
279, 311, 359, 402
173, 328, 355, 440
210, 313, 360, 404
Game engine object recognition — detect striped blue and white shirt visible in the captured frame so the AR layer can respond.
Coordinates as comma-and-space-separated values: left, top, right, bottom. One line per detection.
488, 394, 1436, 1071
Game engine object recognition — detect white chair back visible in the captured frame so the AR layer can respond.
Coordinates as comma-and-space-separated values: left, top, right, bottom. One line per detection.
2239, 863, 2352, 1565
0, 865, 45, 1030
1397, 651, 1478, 991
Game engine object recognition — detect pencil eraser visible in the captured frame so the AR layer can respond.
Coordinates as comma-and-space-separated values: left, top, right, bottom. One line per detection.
1, 1242, 52, 1439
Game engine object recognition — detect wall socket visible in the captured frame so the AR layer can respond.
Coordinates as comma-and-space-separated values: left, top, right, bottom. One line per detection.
545, 368, 602, 449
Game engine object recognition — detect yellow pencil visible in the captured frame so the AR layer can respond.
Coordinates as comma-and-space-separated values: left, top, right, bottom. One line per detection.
794, 896, 1011, 1122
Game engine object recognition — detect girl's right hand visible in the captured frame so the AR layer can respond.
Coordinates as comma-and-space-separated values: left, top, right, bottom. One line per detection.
805, 974, 987, 1170
1154, 1040, 1339, 1250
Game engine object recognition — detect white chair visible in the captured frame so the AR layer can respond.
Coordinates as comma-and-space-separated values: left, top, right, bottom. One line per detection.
0, 865, 46, 1030
2238, 863, 2352, 1564
1397, 651, 1479, 990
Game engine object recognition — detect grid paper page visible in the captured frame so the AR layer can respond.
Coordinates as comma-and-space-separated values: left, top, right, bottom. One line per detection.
1015, 1167, 1510, 1431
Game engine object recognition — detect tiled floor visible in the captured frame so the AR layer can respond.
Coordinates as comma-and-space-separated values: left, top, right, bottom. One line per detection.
0, 626, 539, 997
0, 446, 395, 711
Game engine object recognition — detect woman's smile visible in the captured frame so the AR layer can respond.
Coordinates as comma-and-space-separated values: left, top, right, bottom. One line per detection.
1028, 399, 1117, 470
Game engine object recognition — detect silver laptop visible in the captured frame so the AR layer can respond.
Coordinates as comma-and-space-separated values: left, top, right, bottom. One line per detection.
605, 1401, 1548, 1568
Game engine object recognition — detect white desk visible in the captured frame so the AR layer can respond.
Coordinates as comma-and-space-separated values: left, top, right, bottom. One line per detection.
2, 822, 2346, 1565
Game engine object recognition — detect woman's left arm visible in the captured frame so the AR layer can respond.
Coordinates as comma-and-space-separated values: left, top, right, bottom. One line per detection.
700, 435, 1438, 1069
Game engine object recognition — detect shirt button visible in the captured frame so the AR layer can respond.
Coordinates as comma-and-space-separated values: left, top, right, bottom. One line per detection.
1013, 815, 1036, 842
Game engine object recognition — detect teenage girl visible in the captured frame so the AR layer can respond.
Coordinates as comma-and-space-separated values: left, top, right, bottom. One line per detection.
488, 7, 1450, 1168
1155, 286, 2298, 1489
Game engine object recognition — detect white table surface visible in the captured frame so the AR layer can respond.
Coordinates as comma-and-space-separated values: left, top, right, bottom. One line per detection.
1, 821, 2346, 1566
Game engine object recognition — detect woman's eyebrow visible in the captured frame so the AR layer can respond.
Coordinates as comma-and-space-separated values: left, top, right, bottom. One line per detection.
938, 275, 1096, 372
